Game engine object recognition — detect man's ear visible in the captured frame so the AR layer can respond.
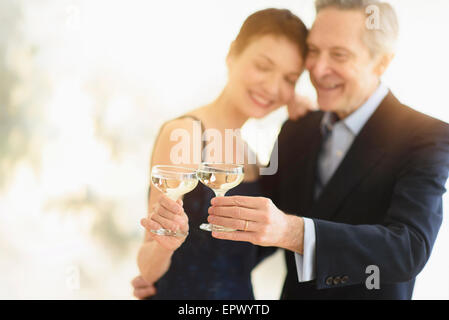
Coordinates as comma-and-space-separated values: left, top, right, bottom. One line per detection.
374, 52, 395, 76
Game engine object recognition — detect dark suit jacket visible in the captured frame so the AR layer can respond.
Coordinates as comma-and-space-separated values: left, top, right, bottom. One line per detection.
261, 92, 449, 299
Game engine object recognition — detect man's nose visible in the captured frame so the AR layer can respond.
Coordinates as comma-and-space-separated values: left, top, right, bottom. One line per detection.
308, 55, 332, 79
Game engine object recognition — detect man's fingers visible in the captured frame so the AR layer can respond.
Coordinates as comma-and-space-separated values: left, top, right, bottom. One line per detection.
131, 276, 148, 289
134, 286, 157, 299
211, 230, 256, 243
207, 215, 259, 231
131, 276, 157, 299
211, 196, 266, 209
208, 205, 259, 222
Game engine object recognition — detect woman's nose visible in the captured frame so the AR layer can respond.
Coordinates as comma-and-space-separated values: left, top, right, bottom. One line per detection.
262, 73, 281, 98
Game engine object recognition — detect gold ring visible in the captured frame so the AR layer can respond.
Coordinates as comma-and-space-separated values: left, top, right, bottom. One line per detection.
244, 220, 249, 232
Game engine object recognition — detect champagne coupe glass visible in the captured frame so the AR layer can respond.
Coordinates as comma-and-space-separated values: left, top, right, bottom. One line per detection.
150, 165, 198, 237
197, 162, 244, 232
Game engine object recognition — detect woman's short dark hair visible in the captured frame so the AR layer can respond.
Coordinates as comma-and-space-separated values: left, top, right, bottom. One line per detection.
232, 8, 308, 60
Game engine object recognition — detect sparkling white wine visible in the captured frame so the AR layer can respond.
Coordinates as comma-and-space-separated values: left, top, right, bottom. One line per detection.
197, 171, 244, 196
149, 165, 198, 237
151, 176, 198, 200
197, 163, 244, 232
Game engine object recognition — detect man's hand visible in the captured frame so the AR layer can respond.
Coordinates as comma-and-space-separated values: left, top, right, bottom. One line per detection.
287, 94, 317, 121
207, 196, 304, 254
131, 275, 157, 299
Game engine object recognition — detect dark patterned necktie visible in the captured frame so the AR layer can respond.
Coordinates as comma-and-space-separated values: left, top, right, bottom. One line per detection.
315, 112, 340, 198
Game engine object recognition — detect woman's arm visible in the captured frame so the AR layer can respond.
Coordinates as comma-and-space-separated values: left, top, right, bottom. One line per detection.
137, 228, 177, 283
137, 118, 198, 284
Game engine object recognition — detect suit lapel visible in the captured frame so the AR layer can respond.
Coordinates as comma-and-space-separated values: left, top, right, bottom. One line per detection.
297, 126, 323, 215
279, 114, 324, 216
308, 92, 398, 221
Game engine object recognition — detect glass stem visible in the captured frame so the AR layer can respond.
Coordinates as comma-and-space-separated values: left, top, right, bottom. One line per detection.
214, 191, 226, 198
166, 193, 180, 201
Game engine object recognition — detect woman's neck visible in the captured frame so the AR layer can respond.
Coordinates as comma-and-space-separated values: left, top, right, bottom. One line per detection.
205, 90, 249, 130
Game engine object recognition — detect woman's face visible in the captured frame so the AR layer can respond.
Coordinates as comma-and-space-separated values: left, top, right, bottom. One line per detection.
225, 34, 304, 119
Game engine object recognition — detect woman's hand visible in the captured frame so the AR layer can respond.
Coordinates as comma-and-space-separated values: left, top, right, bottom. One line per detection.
287, 94, 317, 120
131, 275, 157, 299
207, 196, 304, 254
140, 194, 189, 252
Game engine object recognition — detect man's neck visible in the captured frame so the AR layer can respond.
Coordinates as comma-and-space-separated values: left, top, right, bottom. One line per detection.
336, 81, 381, 120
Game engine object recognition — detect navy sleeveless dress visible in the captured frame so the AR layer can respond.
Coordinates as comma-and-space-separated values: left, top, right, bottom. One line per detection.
151, 181, 276, 300
149, 115, 276, 299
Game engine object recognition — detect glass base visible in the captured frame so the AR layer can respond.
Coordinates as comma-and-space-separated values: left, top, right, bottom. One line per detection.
199, 223, 237, 232
150, 228, 188, 237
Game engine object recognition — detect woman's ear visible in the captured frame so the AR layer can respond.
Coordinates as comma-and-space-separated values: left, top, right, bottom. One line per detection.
226, 41, 237, 69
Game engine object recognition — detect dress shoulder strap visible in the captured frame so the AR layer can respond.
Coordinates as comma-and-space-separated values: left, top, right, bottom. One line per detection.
174, 115, 205, 162
154, 114, 206, 163
148, 114, 205, 200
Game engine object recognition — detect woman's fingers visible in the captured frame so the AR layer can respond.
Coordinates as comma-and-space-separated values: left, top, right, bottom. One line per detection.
147, 196, 189, 232
287, 94, 317, 120
152, 212, 184, 232
159, 194, 183, 215
141, 218, 162, 232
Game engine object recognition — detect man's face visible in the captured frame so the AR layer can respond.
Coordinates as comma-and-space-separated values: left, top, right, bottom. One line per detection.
306, 8, 382, 117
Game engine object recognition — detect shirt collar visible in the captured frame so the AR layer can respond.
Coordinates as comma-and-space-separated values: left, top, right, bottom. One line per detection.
321, 82, 389, 136
343, 82, 389, 135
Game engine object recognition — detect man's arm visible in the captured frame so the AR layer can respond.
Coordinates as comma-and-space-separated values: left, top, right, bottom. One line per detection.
294, 218, 317, 282
208, 121, 449, 288
313, 123, 449, 289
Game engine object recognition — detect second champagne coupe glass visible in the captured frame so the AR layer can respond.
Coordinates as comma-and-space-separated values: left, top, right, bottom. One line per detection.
197, 162, 244, 232
150, 165, 198, 237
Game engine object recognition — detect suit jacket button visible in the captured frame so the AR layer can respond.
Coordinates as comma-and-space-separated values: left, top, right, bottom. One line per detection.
325, 277, 333, 286
341, 276, 349, 284
333, 276, 341, 285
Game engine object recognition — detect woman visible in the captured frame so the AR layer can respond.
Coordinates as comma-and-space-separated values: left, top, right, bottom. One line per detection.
136, 8, 308, 299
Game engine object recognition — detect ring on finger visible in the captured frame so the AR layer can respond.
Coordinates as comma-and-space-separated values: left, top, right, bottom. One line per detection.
243, 220, 249, 232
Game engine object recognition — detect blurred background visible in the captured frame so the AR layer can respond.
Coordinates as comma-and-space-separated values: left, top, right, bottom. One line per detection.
0, 0, 448, 299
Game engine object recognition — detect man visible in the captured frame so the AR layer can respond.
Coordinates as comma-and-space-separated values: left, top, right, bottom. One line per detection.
207, 0, 449, 299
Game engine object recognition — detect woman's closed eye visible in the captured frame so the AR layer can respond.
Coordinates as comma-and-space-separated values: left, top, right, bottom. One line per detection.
284, 76, 298, 85
255, 62, 271, 72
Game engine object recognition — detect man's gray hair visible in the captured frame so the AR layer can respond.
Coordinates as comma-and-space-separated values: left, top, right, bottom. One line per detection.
315, 0, 399, 57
